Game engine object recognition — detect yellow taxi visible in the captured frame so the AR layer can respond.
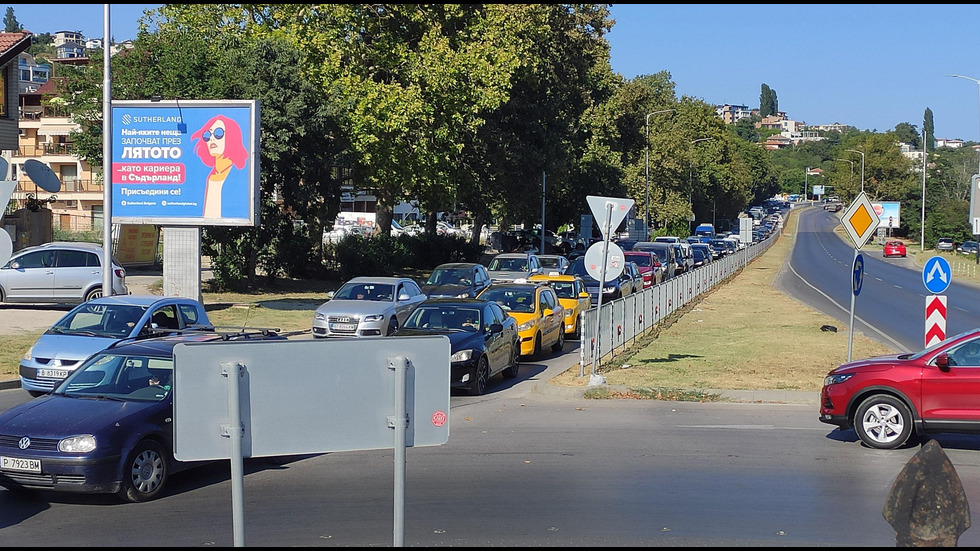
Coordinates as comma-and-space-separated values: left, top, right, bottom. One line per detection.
529, 272, 591, 339
477, 280, 565, 358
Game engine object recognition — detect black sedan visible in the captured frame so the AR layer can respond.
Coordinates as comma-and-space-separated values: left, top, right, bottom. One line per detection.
420, 262, 493, 299
0, 330, 285, 503
394, 298, 520, 395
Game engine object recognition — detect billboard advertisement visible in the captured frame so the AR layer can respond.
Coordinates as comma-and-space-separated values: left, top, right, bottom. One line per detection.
872, 201, 900, 229
110, 100, 260, 226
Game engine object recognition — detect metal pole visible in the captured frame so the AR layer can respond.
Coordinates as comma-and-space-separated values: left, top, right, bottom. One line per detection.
223, 362, 246, 547
847, 249, 857, 362
391, 356, 408, 547
804, 168, 809, 202
591, 202, 614, 378
921, 130, 927, 252
845, 150, 865, 194
101, 4, 113, 295
541, 171, 545, 254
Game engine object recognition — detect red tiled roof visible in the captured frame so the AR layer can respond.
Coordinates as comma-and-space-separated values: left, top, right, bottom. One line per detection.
0, 31, 32, 66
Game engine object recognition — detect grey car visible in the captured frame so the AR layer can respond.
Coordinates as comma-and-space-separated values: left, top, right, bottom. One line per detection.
421, 262, 492, 299
0, 241, 128, 304
486, 252, 543, 283
312, 276, 427, 337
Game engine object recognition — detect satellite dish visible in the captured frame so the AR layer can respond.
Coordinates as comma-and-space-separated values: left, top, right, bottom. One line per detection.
0, 157, 8, 180
24, 159, 61, 193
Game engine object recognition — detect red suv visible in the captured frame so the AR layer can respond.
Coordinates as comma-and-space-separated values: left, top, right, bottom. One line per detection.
623, 251, 664, 288
819, 329, 980, 449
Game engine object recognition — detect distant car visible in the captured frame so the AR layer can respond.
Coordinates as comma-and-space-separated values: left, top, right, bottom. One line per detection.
566, 256, 630, 304
0, 330, 287, 502
622, 261, 644, 296
528, 273, 591, 338
0, 241, 128, 304
478, 280, 565, 359
395, 298, 520, 395
19, 295, 213, 397
623, 250, 664, 288
691, 246, 711, 268
823, 202, 842, 212
671, 243, 693, 276
633, 242, 678, 280
958, 241, 979, 256
536, 254, 570, 275
820, 328, 980, 450
486, 252, 543, 283
421, 262, 492, 299
937, 238, 955, 252
883, 240, 907, 258
312, 276, 427, 337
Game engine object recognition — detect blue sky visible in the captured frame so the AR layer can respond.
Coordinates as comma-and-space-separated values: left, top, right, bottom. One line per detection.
607, 4, 980, 142
8, 4, 980, 142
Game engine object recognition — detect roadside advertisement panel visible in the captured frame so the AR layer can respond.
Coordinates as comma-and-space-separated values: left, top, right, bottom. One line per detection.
872, 201, 901, 230
110, 100, 260, 226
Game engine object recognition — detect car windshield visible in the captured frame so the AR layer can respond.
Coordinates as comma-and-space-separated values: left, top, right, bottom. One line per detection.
908, 329, 977, 360
53, 352, 173, 402
404, 306, 482, 332
426, 268, 471, 286
488, 257, 527, 272
334, 282, 394, 301
539, 257, 562, 268
480, 287, 536, 313
627, 255, 651, 267
550, 281, 576, 299
48, 303, 147, 338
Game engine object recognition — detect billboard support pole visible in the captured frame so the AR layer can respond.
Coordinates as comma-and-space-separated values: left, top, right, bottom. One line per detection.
102, 5, 113, 295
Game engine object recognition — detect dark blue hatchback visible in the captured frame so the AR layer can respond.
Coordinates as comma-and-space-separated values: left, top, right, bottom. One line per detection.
0, 330, 284, 502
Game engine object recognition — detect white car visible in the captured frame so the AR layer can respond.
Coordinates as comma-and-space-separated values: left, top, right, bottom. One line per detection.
312, 276, 427, 337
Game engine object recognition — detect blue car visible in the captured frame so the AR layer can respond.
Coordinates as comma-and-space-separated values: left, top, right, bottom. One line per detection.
0, 330, 285, 502
394, 298, 520, 395
20, 295, 213, 396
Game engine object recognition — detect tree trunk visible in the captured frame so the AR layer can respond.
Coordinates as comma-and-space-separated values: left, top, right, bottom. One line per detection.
425, 211, 438, 235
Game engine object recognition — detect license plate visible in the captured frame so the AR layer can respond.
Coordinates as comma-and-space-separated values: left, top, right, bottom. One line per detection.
37, 369, 69, 379
0, 456, 41, 473
330, 323, 357, 331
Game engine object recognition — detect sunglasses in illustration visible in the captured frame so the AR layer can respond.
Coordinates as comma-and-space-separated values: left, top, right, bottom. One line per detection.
202, 127, 225, 142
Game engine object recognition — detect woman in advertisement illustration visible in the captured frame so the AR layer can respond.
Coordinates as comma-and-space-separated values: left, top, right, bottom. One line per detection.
191, 114, 249, 219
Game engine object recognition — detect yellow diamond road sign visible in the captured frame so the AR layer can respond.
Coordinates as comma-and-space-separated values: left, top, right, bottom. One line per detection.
841, 191, 880, 249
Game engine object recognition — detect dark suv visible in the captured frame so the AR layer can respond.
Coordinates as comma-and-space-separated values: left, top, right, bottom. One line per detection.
566, 257, 629, 304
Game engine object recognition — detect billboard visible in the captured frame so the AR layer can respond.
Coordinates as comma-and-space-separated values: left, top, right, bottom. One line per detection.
110, 100, 260, 226
872, 201, 901, 229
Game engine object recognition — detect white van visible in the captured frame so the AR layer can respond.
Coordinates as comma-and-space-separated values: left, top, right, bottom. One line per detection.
654, 236, 681, 244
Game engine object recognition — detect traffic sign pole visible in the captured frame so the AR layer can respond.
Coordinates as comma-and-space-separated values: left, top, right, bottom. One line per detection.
591, 201, 613, 380
847, 249, 860, 362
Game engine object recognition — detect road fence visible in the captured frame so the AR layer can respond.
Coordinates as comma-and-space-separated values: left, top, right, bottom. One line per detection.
578, 233, 779, 376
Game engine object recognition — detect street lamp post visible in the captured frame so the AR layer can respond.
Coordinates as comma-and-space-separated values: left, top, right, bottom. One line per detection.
950, 74, 980, 174
845, 149, 865, 193
645, 109, 675, 233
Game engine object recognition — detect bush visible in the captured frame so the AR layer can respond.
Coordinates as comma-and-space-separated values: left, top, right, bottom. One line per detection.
328, 232, 485, 280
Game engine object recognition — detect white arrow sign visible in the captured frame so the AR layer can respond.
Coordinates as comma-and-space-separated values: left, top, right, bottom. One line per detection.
586, 195, 634, 239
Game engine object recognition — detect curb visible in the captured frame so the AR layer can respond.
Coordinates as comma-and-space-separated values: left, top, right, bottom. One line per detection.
0, 379, 20, 391
532, 380, 819, 404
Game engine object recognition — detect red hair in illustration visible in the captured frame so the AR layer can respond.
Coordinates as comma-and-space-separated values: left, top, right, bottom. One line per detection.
191, 114, 248, 172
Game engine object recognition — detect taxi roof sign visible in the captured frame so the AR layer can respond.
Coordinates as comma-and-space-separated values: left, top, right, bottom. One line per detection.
840, 191, 880, 249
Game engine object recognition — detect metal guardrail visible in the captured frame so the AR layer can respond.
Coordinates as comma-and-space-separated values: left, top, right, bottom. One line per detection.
578, 232, 779, 376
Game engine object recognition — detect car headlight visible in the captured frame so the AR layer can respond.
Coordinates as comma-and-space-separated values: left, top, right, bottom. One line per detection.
451, 349, 474, 362
22, 346, 33, 361
518, 320, 535, 332
824, 373, 853, 386
363, 314, 384, 322
456, 292, 470, 298
314, 312, 325, 321
603, 286, 617, 294
59, 434, 97, 453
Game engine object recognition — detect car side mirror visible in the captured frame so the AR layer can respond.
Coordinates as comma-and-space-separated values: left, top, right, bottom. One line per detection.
327, 290, 336, 299
489, 322, 503, 334
936, 353, 950, 372
9, 261, 19, 269
579, 291, 589, 299
542, 308, 553, 317
398, 293, 411, 301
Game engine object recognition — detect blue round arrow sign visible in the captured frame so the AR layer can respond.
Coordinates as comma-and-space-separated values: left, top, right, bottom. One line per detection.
852, 253, 864, 296
922, 256, 951, 294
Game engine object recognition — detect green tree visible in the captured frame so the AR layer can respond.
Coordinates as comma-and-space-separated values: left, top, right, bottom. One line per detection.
4, 7, 21, 32
924, 107, 935, 152
892, 122, 920, 149
759, 84, 776, 118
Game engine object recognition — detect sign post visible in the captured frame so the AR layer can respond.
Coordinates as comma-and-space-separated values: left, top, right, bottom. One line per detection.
841, 192, 880, 362
970, 174, 980, 264
923, 256, 952, 347
584, 195, 634, 382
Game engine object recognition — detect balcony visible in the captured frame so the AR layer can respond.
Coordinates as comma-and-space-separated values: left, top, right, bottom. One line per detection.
15, 143, 77, 157
13, 178, 102, 195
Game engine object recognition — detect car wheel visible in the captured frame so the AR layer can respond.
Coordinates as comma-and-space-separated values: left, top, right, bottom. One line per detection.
386, 317, 398, 336
572, 320, 580, 340
531, 333, 542, 359
468, 356, 490, 395
854, 394, 914, 450
502, 342, 520, 379
551, 327, 565, 352
119, 439, 168, 503
84, 286, 103, 301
